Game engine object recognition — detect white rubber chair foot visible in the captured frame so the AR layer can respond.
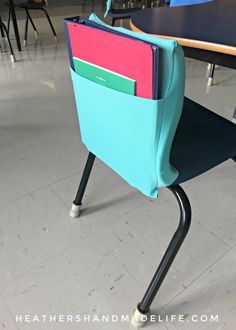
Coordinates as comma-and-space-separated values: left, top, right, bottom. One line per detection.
207, 77, 213, 87
54, 36, 58, 41
131, 307, 149, 328
10, 54, 16, 62
34, 31, 38, 37
69, 203, 81, 218
23, 40, 27, 46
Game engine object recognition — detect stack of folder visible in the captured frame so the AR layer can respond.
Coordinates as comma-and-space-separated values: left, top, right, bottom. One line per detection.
65, 17, 160, 100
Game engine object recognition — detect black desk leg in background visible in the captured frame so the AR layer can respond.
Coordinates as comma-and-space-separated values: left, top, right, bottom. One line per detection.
9, 0, 21, 51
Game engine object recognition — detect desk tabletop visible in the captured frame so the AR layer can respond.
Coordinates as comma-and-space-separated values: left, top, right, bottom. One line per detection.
131, 0, 236, 56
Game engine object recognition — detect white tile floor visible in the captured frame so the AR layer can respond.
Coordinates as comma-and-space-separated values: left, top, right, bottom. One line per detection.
0, 3, 236, 329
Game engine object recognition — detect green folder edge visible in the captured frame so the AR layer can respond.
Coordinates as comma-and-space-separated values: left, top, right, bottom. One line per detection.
73, 57, 136, 96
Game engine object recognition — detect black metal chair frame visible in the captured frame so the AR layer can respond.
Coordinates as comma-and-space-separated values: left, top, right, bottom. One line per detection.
7, 1, 57, 46
69, 152, 191, 325
0, 14, 15, 62
69, 149, 235, 326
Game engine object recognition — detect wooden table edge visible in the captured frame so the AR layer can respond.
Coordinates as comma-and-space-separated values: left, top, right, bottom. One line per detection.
130, 20, 236, 57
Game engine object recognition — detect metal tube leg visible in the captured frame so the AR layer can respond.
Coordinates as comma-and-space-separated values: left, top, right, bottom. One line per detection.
41, 8, 57, 40
9, 0, 21, 51
207, 63, 215, 87
0, 18, 5, 38
24, 14, 29, 46
7, 9, 11, 33
111, 18, 116, 26
69, 152, 96, 218
1, 21, 15, 62
26, 9, 38, 37
131, 185, 191, 328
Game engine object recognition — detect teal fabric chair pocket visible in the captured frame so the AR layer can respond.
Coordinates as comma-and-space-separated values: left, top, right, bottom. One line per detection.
71, 68, 166, 198
69, 14, 185, 198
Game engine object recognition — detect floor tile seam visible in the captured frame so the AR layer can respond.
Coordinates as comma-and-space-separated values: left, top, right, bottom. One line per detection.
0, 169, 85, 209
1, 233, 96, 290
0, 289, 20, 330
197, 221, 234, 249
159, 247, 234, 312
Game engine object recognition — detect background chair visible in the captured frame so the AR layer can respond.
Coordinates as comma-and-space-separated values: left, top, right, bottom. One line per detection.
6, 0, 57, 46
0, 13, 15, 62
105, 0, 143, 26
170, 0, 215, 86
66, 15, 236, 328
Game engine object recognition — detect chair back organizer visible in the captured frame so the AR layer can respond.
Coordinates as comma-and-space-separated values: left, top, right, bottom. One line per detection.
64, 14, 236, 328
66, 13, 185, 198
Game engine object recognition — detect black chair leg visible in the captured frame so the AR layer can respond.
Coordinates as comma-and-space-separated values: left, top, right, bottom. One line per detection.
131, 184, 191, 327
25, 9, 38, 37
41, 8, 57, 40
0, 18, 5, 38
7, 9, 11, 33
111, 18, 116, 26
24, 14, 29, 46
0, 20, 15, 62
69, 152, 96, 218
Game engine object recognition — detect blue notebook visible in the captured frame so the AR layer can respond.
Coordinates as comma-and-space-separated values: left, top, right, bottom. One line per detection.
64, 16, 160, 100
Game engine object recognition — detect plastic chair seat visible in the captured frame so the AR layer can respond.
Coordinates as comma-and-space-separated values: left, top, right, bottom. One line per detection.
171, 97, 236, 184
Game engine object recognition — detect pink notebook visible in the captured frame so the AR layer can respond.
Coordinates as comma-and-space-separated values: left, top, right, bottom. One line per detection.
67, 23, 154, 99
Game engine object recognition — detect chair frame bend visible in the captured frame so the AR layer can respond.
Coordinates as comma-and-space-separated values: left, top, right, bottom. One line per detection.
70, 152, 192, 327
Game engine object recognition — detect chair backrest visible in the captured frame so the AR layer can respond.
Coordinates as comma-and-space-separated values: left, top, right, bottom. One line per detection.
66, 14, 185, 198
170, 0, 212, 6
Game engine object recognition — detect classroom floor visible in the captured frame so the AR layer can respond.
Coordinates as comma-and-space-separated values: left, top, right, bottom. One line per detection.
0, 3, 236, 330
